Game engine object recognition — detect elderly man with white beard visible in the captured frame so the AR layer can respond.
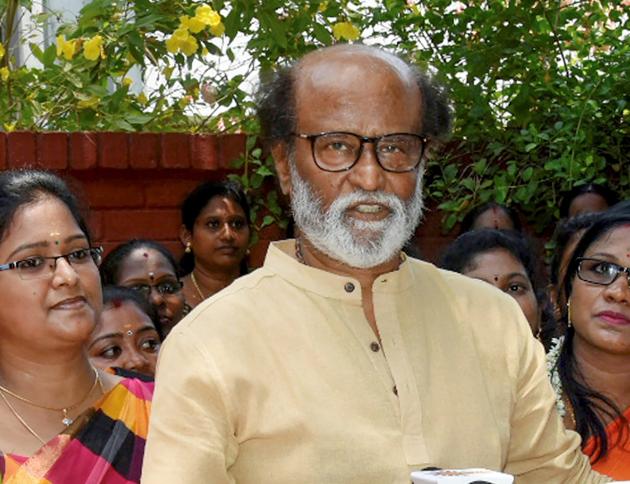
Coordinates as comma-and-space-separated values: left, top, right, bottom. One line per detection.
142, 45, 609, 484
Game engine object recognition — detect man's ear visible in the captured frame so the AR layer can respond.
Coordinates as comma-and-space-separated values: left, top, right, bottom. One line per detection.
179, 224, 191, 248
272, 142, 292, 196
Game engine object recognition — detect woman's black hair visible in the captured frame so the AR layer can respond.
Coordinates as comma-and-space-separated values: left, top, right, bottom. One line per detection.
101, 285, 162, 339
439, 229, 555, 349
0, 169, 91, 244
179, 180, 251, 275
459, 202, 522, 234
549, 213, 602, 288
559, 209, 630, 461
100, 239, 179, 286
559, 183, 619, 219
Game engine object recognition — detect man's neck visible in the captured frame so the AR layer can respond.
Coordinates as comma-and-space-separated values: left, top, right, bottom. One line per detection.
296, 237, 402, 341
296, 237, 402, 285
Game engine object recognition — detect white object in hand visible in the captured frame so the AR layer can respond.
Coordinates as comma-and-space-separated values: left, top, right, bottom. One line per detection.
410, 468, 514, 484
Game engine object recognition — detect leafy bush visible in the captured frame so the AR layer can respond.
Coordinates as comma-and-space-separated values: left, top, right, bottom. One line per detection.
1, 0, 627, 231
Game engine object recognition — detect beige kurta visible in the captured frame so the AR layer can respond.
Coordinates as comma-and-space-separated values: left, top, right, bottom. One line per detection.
142, 240, 609, 483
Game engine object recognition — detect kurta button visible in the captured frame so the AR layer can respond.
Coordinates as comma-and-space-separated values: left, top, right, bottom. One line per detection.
393, 385, 398, 396
370, 342, 380, 352
344, 282, 355, 292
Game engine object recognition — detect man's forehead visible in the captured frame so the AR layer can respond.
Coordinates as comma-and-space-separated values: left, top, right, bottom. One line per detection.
295, 46, 417, 92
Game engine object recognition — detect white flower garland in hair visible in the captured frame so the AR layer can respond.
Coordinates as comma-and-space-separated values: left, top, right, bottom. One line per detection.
546, 335, 566, 417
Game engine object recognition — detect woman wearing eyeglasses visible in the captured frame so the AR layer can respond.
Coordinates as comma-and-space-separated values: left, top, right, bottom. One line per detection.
0, 169, 152, 483
88, 286, 162, 377
548, 208, 630, 479
100, 240, 186, 337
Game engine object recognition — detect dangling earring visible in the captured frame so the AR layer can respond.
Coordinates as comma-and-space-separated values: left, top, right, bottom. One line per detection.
185, 243, 192, 254
566, 300, 572, 328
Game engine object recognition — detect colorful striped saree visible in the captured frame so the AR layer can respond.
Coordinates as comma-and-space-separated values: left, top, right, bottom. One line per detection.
0, 378, 153, 483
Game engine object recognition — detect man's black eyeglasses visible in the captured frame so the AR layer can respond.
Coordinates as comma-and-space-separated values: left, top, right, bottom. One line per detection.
293, 131, 427, 173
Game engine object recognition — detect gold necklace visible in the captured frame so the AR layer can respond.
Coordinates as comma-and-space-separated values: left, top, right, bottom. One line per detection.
0, 389, 46, 444
190, 271, 206, 301
295, 237, 306, 265
0, 367, 101, 428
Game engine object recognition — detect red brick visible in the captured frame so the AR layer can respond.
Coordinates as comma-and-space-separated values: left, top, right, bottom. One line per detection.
102, 209, 180, 241
144, 179, 198, 208
258, 222, 284, 241
160, 240, 184, 260
69, 132, 98, 170
161, 133, 190, 168
89, 211, 104, 241
190, 134, 219, 170
37, 132, 68, 169
0, 133, 7, 169
218, 134, 246, 169
129, 133, 159, 169
248, 241, 269, 269
7, 131, 37, 167
98, 132, 129, 168
84, 180, 145, 209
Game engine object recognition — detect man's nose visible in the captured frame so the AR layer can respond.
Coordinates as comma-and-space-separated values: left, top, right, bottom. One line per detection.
348, 143, 385, 192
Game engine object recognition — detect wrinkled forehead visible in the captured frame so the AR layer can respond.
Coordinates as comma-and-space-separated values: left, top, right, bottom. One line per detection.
293, 47, 422, 129
297, 46, 417, 87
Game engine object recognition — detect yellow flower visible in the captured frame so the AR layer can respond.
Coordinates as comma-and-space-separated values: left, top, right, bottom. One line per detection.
137, 92, 148, 105
165, 27, 197, 56
210, 21, 225, 37
83, 35, 105, 61
318, 2, 328, 12
0, 43, 5, 60
56, 35, 77, 61
77, 96, 100, 109
179, 15, 205, 34
332, 21, 360, 41
0, 67, 9, 81
195, 5, 221, 27
122, 77, 133, 87
3, 123, 16, 132
180, 35, 198, 56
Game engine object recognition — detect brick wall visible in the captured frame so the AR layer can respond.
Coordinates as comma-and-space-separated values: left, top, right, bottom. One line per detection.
0, 131, 455, 267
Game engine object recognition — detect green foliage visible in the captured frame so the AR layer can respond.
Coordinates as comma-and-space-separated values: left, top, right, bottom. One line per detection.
0, 0, 628, 231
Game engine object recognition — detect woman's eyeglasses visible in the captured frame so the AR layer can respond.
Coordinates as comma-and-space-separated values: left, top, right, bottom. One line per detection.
576, 257, 630, 286
128, 280, 184, 298
0, 247, 102, 280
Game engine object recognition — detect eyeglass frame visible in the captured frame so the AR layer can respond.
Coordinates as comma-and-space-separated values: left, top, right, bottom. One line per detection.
293, 131, 428, 173
0, 246, 103, 280
128, 280, 184, 298
576, 257, 630, 286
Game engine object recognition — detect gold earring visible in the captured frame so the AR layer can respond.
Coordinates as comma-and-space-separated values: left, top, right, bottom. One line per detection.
566, 300, 572, 328
185, 243, 192, 254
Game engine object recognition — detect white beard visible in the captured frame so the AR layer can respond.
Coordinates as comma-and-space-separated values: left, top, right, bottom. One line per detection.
289, 162, 424, 269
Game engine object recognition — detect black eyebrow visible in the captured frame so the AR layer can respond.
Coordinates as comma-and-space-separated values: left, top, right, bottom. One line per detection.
7, 234, 88, 260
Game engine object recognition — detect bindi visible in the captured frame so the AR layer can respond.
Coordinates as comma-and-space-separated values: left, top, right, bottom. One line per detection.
49, 231, 61, 245
148, 271, 155, 281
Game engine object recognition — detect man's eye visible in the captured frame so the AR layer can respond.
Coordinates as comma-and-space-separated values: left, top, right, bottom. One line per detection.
379, 143, 403, 154
140, 339, 161, 353
100, 346, 122, 359
16, 257, 45, 270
